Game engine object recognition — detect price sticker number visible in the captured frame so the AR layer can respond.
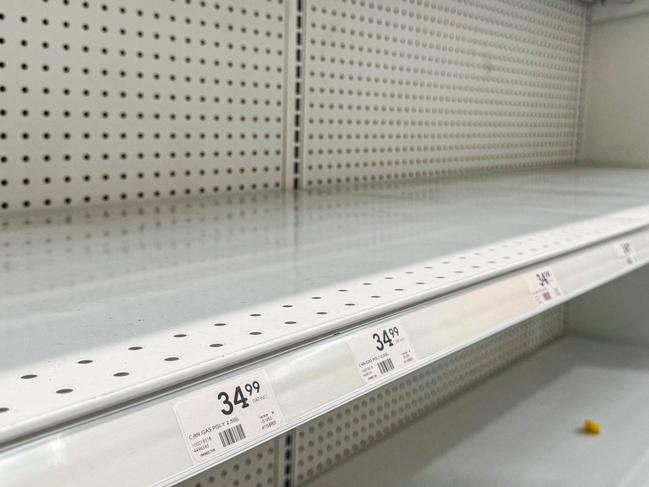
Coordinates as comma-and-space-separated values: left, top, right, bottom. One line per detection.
524, 267, 563, 306
217, 381, 260, 417
174, 371, 284, 463
615, 241, 638, 266
347, 321, 417, 384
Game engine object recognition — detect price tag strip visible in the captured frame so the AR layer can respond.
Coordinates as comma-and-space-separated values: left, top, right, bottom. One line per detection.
346, 321, 418, 384
524, 267, 563, 306
174, 370, 284, 463
614, 240, 638, 266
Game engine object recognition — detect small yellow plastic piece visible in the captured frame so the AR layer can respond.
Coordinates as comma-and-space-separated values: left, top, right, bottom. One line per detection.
584, 419, 601, 435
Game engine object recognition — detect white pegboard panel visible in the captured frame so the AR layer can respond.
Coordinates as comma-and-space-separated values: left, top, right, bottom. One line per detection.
0, 0, 592, 205
301, 0, 589, 186
174, 436, 289, 487
293, 306, 565, 485
0, 0, 286, 213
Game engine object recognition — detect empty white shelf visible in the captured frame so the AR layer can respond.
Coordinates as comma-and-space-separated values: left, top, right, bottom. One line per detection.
3, 166, 649, 486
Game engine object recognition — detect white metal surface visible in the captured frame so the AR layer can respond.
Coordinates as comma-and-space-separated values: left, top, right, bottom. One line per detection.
301, 0, 588, 186
174, 436, 289, 487
307, 334, 649, 487
581, 8, 649, 167
568, 262, 649, 346
591, 0, 649, 24
0, 0, 287, 212
3, 167, 649, 486
2, 166, 649, 445
0, 0, 591, 211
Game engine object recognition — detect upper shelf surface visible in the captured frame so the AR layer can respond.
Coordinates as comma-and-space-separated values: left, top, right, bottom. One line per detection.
3, 166, 649, 443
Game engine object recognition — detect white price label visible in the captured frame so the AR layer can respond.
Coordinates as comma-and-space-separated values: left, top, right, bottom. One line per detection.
524, 267, 563, 306
174, 370, 284, 463
614, 241, 637, 266
347, 321, 417, 384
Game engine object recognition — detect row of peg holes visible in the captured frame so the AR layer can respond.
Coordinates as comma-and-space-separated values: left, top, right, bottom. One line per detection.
0, 0, 286, 212
0, 253, 514, 411
0, 328, 262, 411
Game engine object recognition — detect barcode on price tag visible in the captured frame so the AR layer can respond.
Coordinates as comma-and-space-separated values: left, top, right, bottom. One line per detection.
524, 267, 563, 306
346, 321, 417, 384
174, 370, 284, 463
614, 241, 637, 266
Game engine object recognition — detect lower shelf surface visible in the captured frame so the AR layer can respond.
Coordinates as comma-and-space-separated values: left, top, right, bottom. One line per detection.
308, 334, 649, 487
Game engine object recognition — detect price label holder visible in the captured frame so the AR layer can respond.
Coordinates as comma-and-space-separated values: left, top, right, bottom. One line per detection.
346, 320, 418, 384
614, 240, 638, 266
524, 267, 563, 306
174, 370, 284, 463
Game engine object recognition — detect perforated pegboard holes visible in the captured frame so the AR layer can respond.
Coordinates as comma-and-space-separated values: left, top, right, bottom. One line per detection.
174, 433, 296, 487
301, 0, 588, 186
293, 307, 564, 484
175, 440, 278, 487
0, 0, 590, 206
0, 0, 286, 213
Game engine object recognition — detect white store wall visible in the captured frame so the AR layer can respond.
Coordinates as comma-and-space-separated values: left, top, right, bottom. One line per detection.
581, 1, 649, 166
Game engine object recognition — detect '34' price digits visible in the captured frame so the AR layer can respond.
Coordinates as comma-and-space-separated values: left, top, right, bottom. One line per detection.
372, 326, 400, 351
535, 270, 552, 287
217, 381, 261, 415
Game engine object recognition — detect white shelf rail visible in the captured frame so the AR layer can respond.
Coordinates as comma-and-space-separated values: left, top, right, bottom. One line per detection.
2, 168, 649, 486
